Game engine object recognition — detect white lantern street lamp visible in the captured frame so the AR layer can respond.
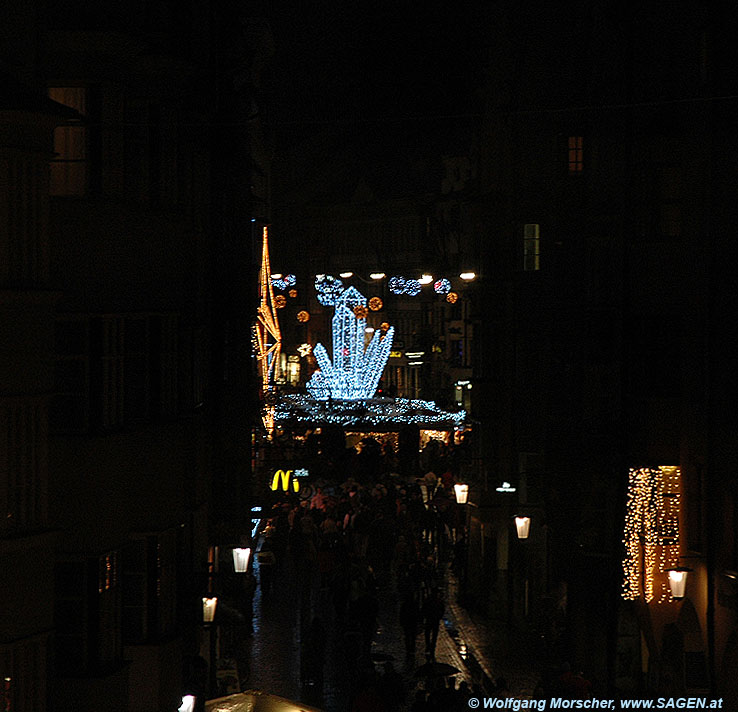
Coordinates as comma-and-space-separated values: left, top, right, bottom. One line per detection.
178, 695, 196, 712
232, 547, 252, 573
454, 483, 469, 504
514, 515, 531, 540
459, 271, 477, 281
202, 596, 218, 623
666, 567, 692, 600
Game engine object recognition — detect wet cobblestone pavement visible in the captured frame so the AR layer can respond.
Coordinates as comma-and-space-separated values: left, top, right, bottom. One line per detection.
215, 543, 540, 711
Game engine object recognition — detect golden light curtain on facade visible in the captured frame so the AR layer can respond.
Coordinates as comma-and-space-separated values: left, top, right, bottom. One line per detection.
622, 466, 682, 603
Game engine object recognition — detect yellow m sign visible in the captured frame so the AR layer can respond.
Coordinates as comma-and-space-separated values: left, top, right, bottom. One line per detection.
270, 469, 299, 493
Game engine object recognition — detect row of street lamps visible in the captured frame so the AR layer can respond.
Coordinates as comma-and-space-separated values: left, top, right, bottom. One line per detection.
452, 481, 691, 599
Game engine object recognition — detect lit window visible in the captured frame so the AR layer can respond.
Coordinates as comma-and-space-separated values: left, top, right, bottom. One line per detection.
48, 87, 87, 196
523, 224, 540, 271
568, 136, 584, 174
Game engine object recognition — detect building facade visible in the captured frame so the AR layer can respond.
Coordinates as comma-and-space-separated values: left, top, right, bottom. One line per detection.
1, 2, 271, 709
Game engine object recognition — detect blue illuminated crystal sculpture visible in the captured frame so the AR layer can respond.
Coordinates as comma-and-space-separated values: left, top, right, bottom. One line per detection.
307, 286, 395, 400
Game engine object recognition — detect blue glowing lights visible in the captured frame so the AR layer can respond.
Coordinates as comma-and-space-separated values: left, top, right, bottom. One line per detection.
307, 286, 395, 400
434, 278, 451, 295
315, 275, 344, 306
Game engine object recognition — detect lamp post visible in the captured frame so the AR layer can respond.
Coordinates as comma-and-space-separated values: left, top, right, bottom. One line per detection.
666, 567, 693, 600
513, 515, 532, 618
232, 547, 252, 573
454, 483, 469, 505
514, 515, 531, 540
202, 596, 218, 697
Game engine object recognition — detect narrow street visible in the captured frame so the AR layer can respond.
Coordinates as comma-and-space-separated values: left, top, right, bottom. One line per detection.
215, 506, 541, 711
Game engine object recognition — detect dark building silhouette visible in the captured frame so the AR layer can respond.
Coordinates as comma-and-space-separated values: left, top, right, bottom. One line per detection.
269, 3, 738, 703
1, 2, 271, 709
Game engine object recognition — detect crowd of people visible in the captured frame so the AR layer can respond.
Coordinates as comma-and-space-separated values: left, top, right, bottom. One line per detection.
255, 468, 477, 711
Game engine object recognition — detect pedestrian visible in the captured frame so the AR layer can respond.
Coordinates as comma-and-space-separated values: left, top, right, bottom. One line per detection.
379, 661, 406, 711
421, 588, 445, 660
399, 592, 419, 657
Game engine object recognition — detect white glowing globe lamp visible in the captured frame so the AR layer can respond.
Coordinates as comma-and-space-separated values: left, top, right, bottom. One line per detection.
514, 516, 531, 540
202, 596, 218, 623
454, 483, 469, 504
232, 547, 252, 573
179, 695, 196, 712
667, 568, 691, 600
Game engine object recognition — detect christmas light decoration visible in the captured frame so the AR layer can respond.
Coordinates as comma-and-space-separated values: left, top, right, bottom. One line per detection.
255, 227, 281, 436
307, 286, 395, 400
271, 277, 287, 290
369, 297, 383, 311
622, 466, 682, 603
315, 275, 344, 306
274, 295, 287, 308
297, 343, 312, 357
274, 394, 466, 429
380, 322, 390, 332
389, 276, 406, 294
297, 310, 310, 323
446, 291, 459, 303
289, 289, 298, 298
434, 278, 451, 295
284, 274, 296, 286
404, 279, 421, 296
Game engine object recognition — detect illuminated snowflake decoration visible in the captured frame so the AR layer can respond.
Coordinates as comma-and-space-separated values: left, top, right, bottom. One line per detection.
271, 277, 287, 290
315, 274, 344, 306
389, 276, 406, 295
284, 274, 296, 287
403, 279, 421, 296
434, 278, 451, 295
307, 286, 395, 400
388, 276, 421, 296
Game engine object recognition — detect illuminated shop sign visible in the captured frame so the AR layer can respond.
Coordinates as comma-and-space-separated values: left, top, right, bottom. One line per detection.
270, 468, 310, 492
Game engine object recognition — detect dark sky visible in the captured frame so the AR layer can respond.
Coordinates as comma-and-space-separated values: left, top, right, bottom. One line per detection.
266, 3, 489, 135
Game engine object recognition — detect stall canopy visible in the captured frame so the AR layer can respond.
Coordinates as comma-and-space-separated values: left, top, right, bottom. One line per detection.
206, 690, 323, 712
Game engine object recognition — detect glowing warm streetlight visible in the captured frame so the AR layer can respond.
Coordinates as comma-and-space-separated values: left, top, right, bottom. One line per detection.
370, 272, 386, 280
514, 515, 531, 540
339, 271, 354, 278
178, 695, 196, 712
666, 567, 692, 600
459, 271, 477, 281
232, 547, 252, 573
202, 596, 218, 623
453, 483, 469, 504
418, 274, 434, 285
270, 273, 282, 279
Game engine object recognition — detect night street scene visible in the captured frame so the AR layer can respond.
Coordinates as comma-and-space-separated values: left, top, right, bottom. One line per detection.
2, 2, 738, 711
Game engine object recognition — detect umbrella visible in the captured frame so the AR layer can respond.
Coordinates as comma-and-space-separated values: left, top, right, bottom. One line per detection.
414, 661, 461, 678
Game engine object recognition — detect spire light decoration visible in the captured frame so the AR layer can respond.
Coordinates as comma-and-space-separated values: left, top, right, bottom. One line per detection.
622, 466, 681, 603
307, 286, 395, 400
255, 226, 282, 435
